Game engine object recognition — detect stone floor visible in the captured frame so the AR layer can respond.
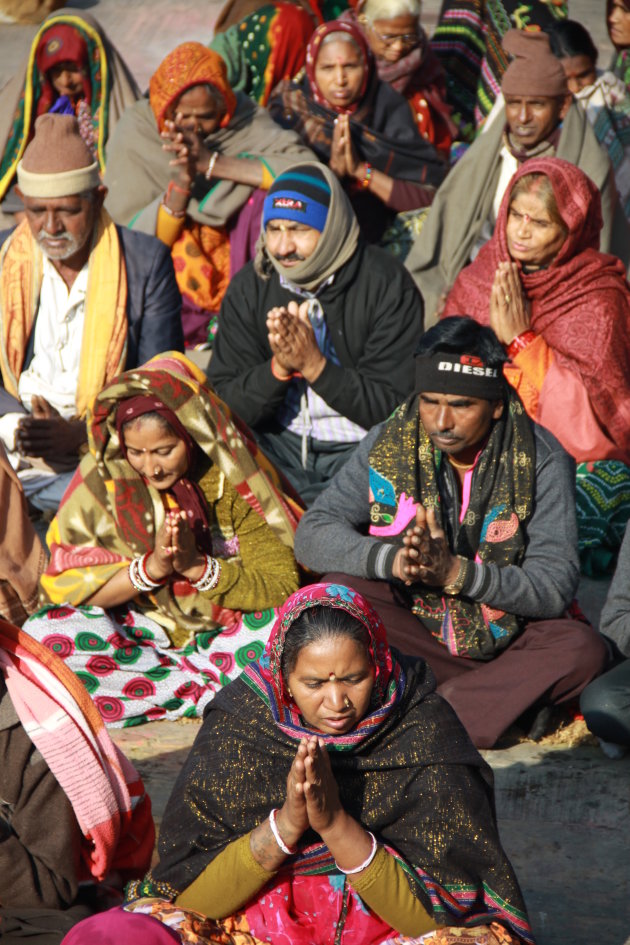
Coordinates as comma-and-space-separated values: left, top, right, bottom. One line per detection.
3, 1, 630, 942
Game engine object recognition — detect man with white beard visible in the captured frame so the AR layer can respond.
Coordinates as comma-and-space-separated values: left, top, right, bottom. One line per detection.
0, 114, 183, 512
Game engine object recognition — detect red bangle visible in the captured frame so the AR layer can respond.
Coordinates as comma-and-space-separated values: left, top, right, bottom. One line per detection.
271, 356, 301, 382
360, 163, 373, 190
507, 330, 536, 359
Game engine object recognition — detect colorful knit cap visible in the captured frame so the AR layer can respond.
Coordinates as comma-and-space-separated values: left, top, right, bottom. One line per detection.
17, 113, 99, 197
149, 42, 237, 133
501, 29, 568, 98
262, 165, 331, 232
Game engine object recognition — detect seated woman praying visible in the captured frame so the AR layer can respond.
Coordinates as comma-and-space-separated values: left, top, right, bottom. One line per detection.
442, 157, 630, 574
268, 20, 446, 246
0, 8, 140, 224
340, 0, 456, 159
23, 353, 300, 726
103, 43, 314, 347
60, 583, 534, 945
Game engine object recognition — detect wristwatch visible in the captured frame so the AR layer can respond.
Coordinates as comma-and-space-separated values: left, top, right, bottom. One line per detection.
443, 556, 467, 596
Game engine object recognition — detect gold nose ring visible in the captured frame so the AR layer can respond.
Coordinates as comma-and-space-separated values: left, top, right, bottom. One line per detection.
343, 696, 351, 708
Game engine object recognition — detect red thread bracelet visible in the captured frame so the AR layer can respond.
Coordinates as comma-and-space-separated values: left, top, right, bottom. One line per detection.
271, 356, 301, 382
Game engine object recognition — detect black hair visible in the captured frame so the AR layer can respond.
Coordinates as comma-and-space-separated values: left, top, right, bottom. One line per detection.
281, 605, 371, 685
547, 20, 598, 64
414, 316, 508, 368
120, 410, 175, 438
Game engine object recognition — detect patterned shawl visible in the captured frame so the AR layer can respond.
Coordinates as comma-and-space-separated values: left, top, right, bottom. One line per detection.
0, 619, 154, 882
209, 3, 316, 106
268, 20, 445, 187
0, 8, 140, 202
442, 157, 630, 456
136, 582, 533, 941
41, 353, 300, 642
369, 392, 535, 659
149, 43, 237, 134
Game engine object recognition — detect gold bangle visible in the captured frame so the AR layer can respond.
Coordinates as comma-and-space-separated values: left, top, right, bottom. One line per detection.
443, 556, 467, 595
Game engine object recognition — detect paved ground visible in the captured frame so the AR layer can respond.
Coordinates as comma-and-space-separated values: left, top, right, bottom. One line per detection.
2, 2, 629, 943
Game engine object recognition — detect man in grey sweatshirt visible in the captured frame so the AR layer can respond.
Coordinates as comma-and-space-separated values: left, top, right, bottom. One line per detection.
295, 317, 608, 748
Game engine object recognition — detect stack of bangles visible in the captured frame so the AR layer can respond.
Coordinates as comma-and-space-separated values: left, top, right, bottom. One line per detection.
191, 553, 222, 591
128, 552, 221, 593
129, 553, 167, 593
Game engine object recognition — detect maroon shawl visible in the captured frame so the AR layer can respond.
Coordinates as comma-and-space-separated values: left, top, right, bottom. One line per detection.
443, 157, 630, 451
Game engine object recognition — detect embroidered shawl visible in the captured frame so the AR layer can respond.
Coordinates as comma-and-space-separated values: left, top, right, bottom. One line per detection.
369, 392, 535, 659
136, 582, 533, 941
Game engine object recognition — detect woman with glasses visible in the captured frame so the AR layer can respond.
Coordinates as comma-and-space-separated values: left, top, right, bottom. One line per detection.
268, 19, 446, 247
341, 0, 457, 159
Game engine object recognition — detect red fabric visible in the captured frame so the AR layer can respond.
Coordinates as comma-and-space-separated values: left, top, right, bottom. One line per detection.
305, 19, 373, 114
265, 4, 316, 105
35, 24, 91, 115
443, 157, 630, 455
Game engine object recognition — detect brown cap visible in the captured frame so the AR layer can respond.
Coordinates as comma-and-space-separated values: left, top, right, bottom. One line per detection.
17, 114, 99, 198
501, 29, 569, 98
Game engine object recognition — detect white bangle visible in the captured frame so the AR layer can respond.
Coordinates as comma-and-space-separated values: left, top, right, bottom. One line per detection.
129, 556, 162, 593
269, 808, 297, 855
191, 554, 221, 591
335, 832, 378, 875
205, 150, 219, 181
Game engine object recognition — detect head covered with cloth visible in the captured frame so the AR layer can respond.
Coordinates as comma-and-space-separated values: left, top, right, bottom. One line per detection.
117, 582, 533, 945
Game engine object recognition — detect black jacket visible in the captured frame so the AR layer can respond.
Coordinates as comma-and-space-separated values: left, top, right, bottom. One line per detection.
208, 243, 424, 431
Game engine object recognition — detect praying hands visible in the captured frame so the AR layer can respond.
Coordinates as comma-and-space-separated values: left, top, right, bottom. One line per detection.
392, 503, 460, 587
267, 301, 326, 383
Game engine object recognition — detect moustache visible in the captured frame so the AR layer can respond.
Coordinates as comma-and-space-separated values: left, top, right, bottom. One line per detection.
37, 230, 73, 243
274, 252, 306, 263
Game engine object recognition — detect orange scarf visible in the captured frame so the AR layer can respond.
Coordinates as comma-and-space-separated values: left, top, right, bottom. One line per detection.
0, 209, 128, 417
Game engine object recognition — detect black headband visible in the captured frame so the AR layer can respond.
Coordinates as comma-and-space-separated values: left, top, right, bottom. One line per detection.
415, 352, 505, 400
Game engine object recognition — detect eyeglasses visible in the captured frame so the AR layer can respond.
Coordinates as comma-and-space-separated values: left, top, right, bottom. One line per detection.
368, 23, 420, 48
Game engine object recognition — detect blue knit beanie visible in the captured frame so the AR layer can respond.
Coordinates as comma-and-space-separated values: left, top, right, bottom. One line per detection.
262, 165, 331, 233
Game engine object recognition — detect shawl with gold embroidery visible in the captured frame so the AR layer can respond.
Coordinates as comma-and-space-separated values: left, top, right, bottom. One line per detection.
369, 391, 534, 659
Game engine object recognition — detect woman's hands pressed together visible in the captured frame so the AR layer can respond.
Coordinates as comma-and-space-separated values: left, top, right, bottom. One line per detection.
250, 736, 375, 874
146, 509, 207, 584
490, 261, 531, 346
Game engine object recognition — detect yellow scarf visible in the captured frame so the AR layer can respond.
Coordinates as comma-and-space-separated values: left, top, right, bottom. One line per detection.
0, 207, 127, 417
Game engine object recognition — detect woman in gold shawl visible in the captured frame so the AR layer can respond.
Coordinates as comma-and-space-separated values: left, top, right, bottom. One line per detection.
23, 352, 300, 727
103, 43, 314, 348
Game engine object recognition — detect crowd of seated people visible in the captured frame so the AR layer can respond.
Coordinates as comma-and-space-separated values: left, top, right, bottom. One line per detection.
1, 2, 630, 943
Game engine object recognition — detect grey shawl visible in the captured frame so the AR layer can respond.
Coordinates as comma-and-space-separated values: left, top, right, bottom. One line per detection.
405, 101, 630, 324
103, 94, 315, 231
